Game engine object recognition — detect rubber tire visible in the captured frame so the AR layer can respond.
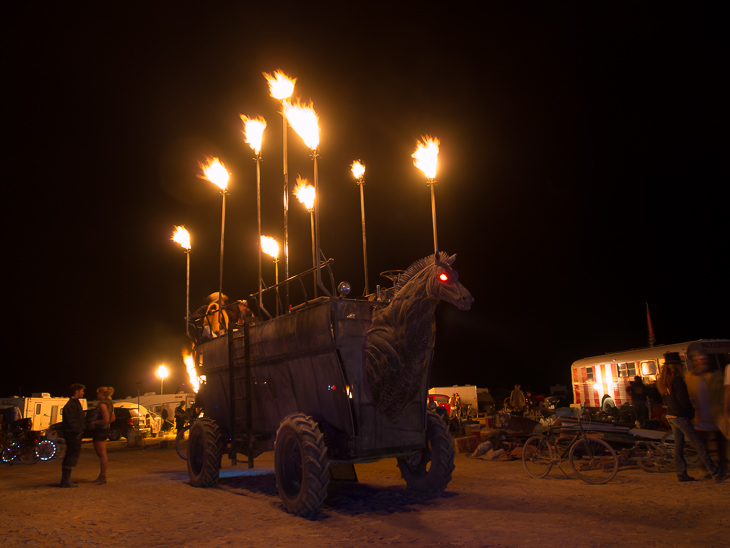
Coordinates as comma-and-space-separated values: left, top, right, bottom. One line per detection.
661, 431, 700, 465
397, 411, 455, 493
52, 439, 66, 460
187, 418, 224, 487
18, 443, 40, 464
522, 435, 554, 478
37, 440, 57, 461
274, 413, 330, 518
108, 427, 122, 441
569, 437, 618, 484
176, 426, 190, 461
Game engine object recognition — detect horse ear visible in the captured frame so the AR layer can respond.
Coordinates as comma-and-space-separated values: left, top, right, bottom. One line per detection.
434, 252, 445, 267
446, 253, 456, 265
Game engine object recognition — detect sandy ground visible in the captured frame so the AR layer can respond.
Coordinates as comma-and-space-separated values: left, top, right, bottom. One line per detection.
1, 436, 728, 548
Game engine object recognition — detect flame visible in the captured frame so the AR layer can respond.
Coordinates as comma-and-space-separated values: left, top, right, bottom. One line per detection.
198, 157, 230, 191
293, 176, 315, 210
172, 226, 191, 251
283, 99, 319, 150
412, 136, 440, 180
263, 70, 296, 100
351, 160, 365, 180
261, 235, 280, 259
183, 350, 200, 393
241, 115, 266, 155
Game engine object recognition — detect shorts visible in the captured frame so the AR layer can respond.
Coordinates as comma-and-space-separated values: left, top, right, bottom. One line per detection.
91, 429, 109, 442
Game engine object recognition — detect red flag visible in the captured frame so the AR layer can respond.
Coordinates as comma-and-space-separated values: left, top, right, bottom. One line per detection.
646, 302, 656, 347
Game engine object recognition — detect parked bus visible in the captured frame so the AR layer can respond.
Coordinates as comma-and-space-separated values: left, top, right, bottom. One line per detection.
571, 339, 730, 409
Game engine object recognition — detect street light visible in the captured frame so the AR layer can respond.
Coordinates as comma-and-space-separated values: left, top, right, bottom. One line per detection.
198, 157, 231, 330
351, 160, 369, 295
264, 70, 296, 311
293, 177, 316, 296
157, 364, 169, 396
241, 115, 267, 313
412, 136, 440, 256
171, 226, 191, 337
284, 99, 328, 296
261, 235, 280, 315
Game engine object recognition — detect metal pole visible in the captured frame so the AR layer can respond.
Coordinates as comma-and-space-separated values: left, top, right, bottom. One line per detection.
358, 178, 369, 295
313, 151, 323, 295
185, 250, 190, 337
274, 258, 280, 316
428, 179, 438, 255
310, 208, 316, 297
218, 191, 226, 330
282, 112, 290, 312
256, 155, 262, 313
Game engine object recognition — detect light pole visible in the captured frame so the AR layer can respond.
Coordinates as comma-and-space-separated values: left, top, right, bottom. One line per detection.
293, 177, 316, 296
198, 157, 231, 330
172, 226, 191, 337
264, 71, 296, 311
412, 136, 440, 256
241, 115, 267, 313
351, 160, 369, 295
261, 235, 280, 315
284, 99, 327, 296
157, 364, 169, 396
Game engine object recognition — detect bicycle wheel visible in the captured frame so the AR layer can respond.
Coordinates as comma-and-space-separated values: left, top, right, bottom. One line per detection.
661, 432, 699, 466
176, 426, 190, 461
52, 439, 66, 460
37, 440, 57, 461
569, 437, 618, 484
2, 445, 17, 464
18, 443, 40, 465
638, 443, 675, 473
522, 435, 554, 478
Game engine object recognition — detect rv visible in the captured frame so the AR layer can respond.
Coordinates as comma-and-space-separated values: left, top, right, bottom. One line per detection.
570, 339, 730, 408
0, 393, 88, 431
114, 392, 196, 423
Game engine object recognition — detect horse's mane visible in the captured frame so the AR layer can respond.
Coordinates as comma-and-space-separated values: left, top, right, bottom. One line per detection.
393, 252, 449, 296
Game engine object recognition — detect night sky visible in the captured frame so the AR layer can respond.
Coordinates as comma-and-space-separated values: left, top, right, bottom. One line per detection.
5, 4, 727, 401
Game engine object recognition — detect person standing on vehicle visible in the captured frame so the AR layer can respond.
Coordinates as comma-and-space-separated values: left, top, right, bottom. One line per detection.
90, 386, 114, 485
657, 352, 722, 482
60, 383, 86, 488
510, 384, 526, 416
627, 376, 649, 427
174, 401, 186, 432
685, 352, 727, 482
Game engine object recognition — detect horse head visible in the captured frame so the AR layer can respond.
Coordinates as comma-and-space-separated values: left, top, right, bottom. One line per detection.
427, 253, 474, 311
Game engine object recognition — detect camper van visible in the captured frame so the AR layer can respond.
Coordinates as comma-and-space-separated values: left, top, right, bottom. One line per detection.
570, 339, 730, 409
0, 393, 88, 431
114, 392, 196, 427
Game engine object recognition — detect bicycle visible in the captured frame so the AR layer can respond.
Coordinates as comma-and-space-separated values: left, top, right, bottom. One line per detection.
176, 424, 190, 460
522, 413, 619, 484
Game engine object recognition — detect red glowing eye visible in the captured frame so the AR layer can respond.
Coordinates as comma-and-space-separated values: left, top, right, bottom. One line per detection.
439, 273, 449, 282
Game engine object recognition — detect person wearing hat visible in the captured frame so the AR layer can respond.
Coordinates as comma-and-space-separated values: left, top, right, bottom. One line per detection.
657, 352, 723, 483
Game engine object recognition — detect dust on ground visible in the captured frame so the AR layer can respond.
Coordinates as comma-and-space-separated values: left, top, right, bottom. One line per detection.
1, 437, 728, 547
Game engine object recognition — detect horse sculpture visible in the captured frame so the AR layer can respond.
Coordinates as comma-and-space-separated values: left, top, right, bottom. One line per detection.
365, 252, 474, 421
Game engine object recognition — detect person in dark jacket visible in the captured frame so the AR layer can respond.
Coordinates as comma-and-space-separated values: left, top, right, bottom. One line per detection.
657, 352, 721, 482
60, 383, 86, 488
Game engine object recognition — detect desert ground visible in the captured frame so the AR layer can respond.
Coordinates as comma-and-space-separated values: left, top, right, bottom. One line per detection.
1, 436, 728, 548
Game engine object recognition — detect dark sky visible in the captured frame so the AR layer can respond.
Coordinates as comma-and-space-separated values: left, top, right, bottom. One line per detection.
5, 4, 727, 400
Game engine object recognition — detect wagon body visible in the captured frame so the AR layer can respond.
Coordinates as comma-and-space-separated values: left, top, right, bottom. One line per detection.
194, 296, 430, 463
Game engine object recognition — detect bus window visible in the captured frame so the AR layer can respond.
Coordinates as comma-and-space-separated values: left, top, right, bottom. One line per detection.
618, 362, 637, 378
641, 361, 657, 376
586, 367, 594, 381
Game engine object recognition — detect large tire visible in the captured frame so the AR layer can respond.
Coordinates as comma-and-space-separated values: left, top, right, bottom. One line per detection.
274, 413, 330, 518
187, 418, 224, 487
397, 411, 455, 492
108, 427, 122, 441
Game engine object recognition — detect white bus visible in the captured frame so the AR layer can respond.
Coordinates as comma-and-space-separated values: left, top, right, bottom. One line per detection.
570, 339, 730, 408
